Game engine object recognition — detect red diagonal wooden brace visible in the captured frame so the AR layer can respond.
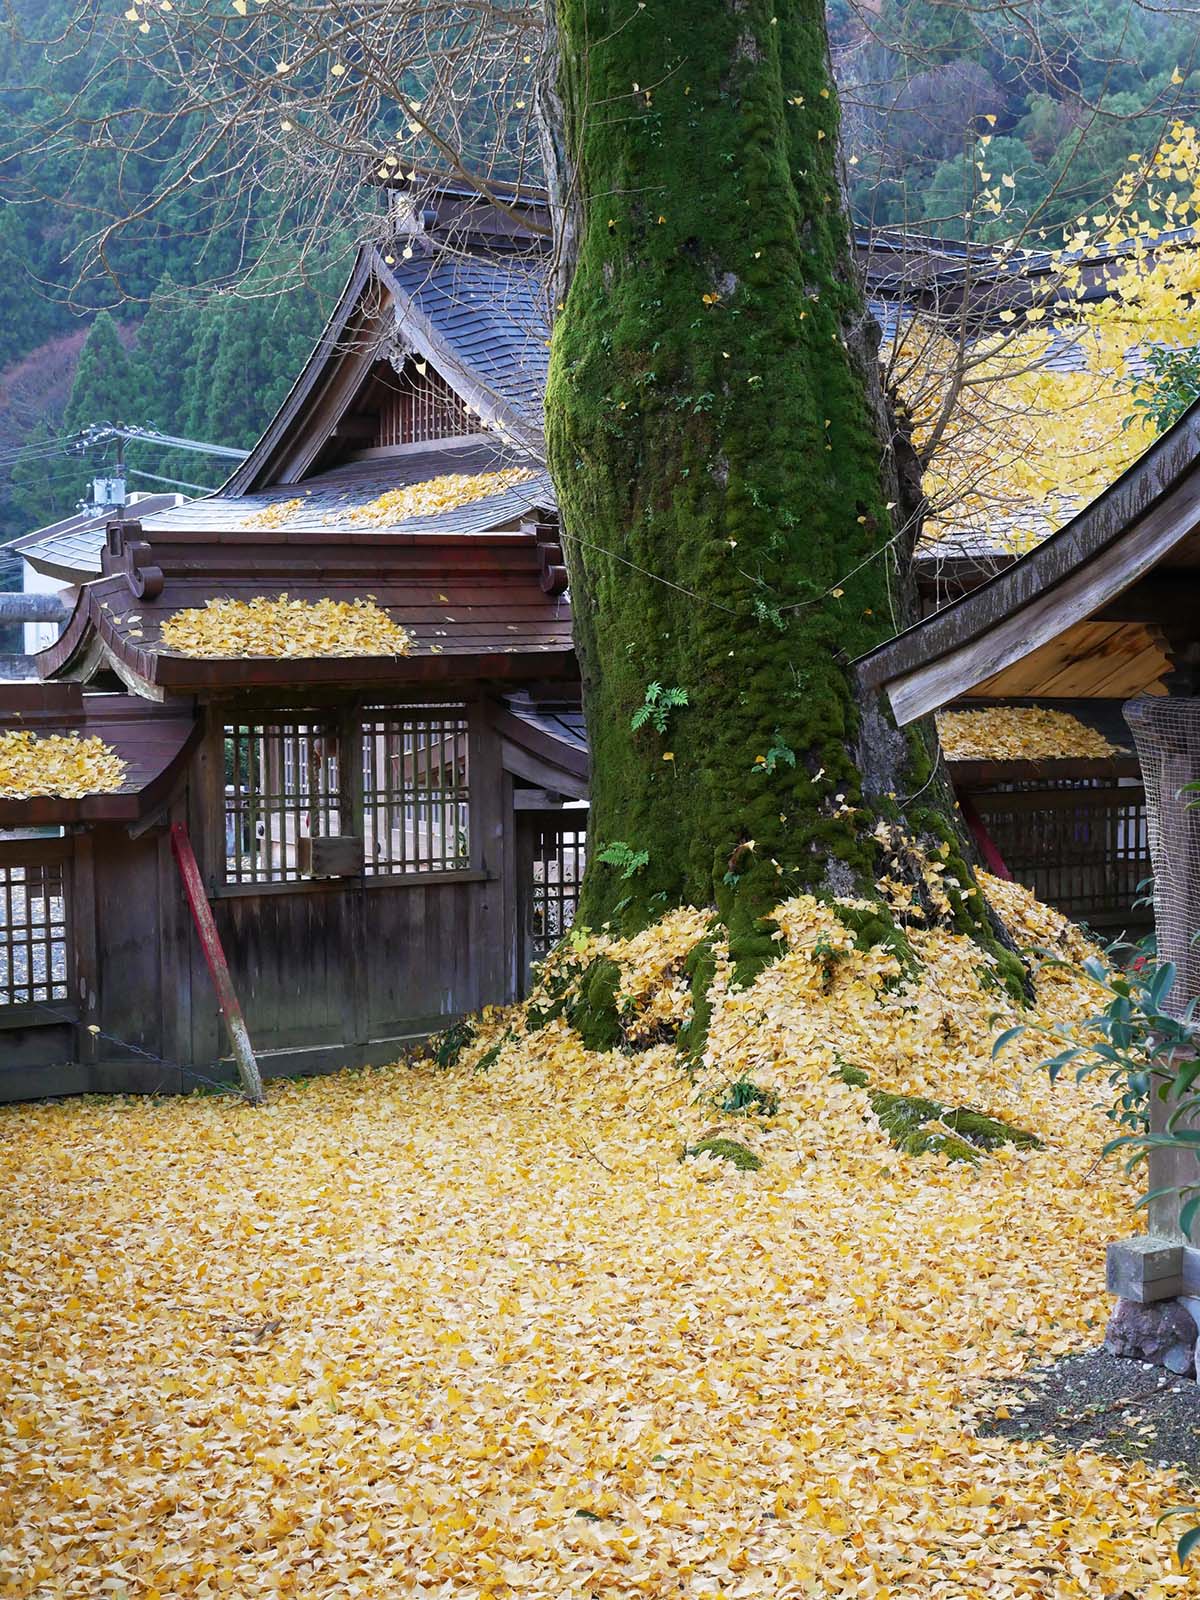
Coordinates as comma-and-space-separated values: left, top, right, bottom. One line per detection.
170, 821, 264, 1103
958, 792, 1012, 882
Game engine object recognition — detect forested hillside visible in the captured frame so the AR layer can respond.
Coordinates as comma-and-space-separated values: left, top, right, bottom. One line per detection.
0, 0, 345, 586
1, 0, 1197, 589
834, 0, 1200, 237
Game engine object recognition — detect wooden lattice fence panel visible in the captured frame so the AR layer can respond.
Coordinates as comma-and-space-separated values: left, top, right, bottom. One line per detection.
970, 781, 1150, 930
362, 705, 471, 875
223, 719, 341, 885
0, 841, 70, 1010
523, 816, 587, 965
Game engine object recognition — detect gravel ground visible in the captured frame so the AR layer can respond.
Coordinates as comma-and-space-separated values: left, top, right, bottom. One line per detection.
982, 1347, 1200, 1478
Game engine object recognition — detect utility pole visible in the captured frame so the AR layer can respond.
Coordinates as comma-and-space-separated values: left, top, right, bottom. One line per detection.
78, 423, 249, 515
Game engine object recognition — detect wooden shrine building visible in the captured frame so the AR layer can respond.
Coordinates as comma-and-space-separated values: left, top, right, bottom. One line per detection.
858, 398, 1200, 1279
0, 201, 589, 1100
857, 394, 1200, 943
0, 184, 1178, 1099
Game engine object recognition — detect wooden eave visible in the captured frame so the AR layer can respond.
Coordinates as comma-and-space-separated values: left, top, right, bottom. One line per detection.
0, 684, 199, 826
947, 753, 1141, 786
372, 172, 553, 251
492, 701, 589, 798
36, 519, 576, 698
855, 399, 1200, 724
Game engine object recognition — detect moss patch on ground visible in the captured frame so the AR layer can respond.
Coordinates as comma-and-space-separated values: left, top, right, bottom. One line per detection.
677, 933, 721, 1062
835, 1062, 1041, 1164
566, 957, 623, 1052
681, 1138, 762, 1171
431, 1020, 476, 1069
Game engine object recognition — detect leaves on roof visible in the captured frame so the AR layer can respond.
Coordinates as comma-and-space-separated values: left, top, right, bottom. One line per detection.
0, 730, 126, 798
159, 595, 414, 659
937, 706, 1120, 761
345, 467, 539, 528
243, 496, 305, 530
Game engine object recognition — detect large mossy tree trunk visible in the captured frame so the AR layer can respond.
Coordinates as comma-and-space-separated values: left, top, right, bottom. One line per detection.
539, 0, 1012, 979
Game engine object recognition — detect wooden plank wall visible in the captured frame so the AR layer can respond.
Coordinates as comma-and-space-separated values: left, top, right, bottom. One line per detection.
185, 698, 514, 1081
0, 697, 538, 1098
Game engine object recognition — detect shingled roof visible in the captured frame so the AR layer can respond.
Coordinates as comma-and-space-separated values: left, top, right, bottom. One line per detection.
375, 251, 548, 449
6, 493, 186, 584
217, 238, 549, 500
142, 444, 552, 538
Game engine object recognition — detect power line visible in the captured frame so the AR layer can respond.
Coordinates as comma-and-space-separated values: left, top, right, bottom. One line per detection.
127, 467, 214, 493
0, 423, 250, 473
77, 423, 251, 461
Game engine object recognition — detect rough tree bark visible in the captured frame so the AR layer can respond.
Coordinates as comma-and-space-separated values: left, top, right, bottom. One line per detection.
537, 0, 1021, 989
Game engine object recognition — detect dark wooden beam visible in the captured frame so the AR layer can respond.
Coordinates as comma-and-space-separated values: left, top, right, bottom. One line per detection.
329, 415, 378, 443
1094, 574, 1200, 625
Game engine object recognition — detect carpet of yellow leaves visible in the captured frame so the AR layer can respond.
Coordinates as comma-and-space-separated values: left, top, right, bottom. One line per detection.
346, 467, 539, 528
936, 707, 1120, 763
159, 596, 414, 659
0, 730, 126, 798
0, 876, 1193, 1598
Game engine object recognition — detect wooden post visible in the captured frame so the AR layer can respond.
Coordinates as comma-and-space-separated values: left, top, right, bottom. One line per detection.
958, 792, 1012, 881
169, 821, 264, 1104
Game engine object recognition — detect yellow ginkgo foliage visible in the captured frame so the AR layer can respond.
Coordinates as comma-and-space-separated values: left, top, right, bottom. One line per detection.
897, 123, 1200, 555
160, 595, 414, 658
1, 869, 1194, 1597
347, 466, 539, 527
937, 706, 1120, 761
0, 730, 126, 798
244, 496, 304, 529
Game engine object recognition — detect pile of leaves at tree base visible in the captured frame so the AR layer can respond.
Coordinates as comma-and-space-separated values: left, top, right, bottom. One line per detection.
2, 873, 1195, 1598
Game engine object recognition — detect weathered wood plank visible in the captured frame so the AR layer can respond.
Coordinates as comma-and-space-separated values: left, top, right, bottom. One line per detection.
887, 457, 1195, 722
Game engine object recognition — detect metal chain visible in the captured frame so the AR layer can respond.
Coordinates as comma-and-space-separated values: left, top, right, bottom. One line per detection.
27, 999, 253, 1100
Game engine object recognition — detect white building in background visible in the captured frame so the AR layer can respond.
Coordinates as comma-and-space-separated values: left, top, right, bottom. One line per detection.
4, 492, 186, 655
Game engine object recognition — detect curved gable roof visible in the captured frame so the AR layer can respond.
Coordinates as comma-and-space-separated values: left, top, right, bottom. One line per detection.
375, 250, 548, 452
220, 241, 548, 498
856, 397, 1200, 723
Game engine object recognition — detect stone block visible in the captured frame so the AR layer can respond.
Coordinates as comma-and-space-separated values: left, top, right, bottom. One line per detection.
1105, 1296, 1197, 1373
1106, 1235, 1184, 1303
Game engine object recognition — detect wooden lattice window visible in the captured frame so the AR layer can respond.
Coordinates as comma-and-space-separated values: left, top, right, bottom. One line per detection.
377, 364, 474, 446
527, 818, 587, 960
0, 854, 69, 1009
362, 706, 471, 875
972, 780, 1151, 930
223, 719, 341, 885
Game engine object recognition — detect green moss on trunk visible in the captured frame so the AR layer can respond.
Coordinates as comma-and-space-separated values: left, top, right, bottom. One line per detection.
544, 0, 1020, 980
566, 957, 623, 1051
548, 6, 945, 907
